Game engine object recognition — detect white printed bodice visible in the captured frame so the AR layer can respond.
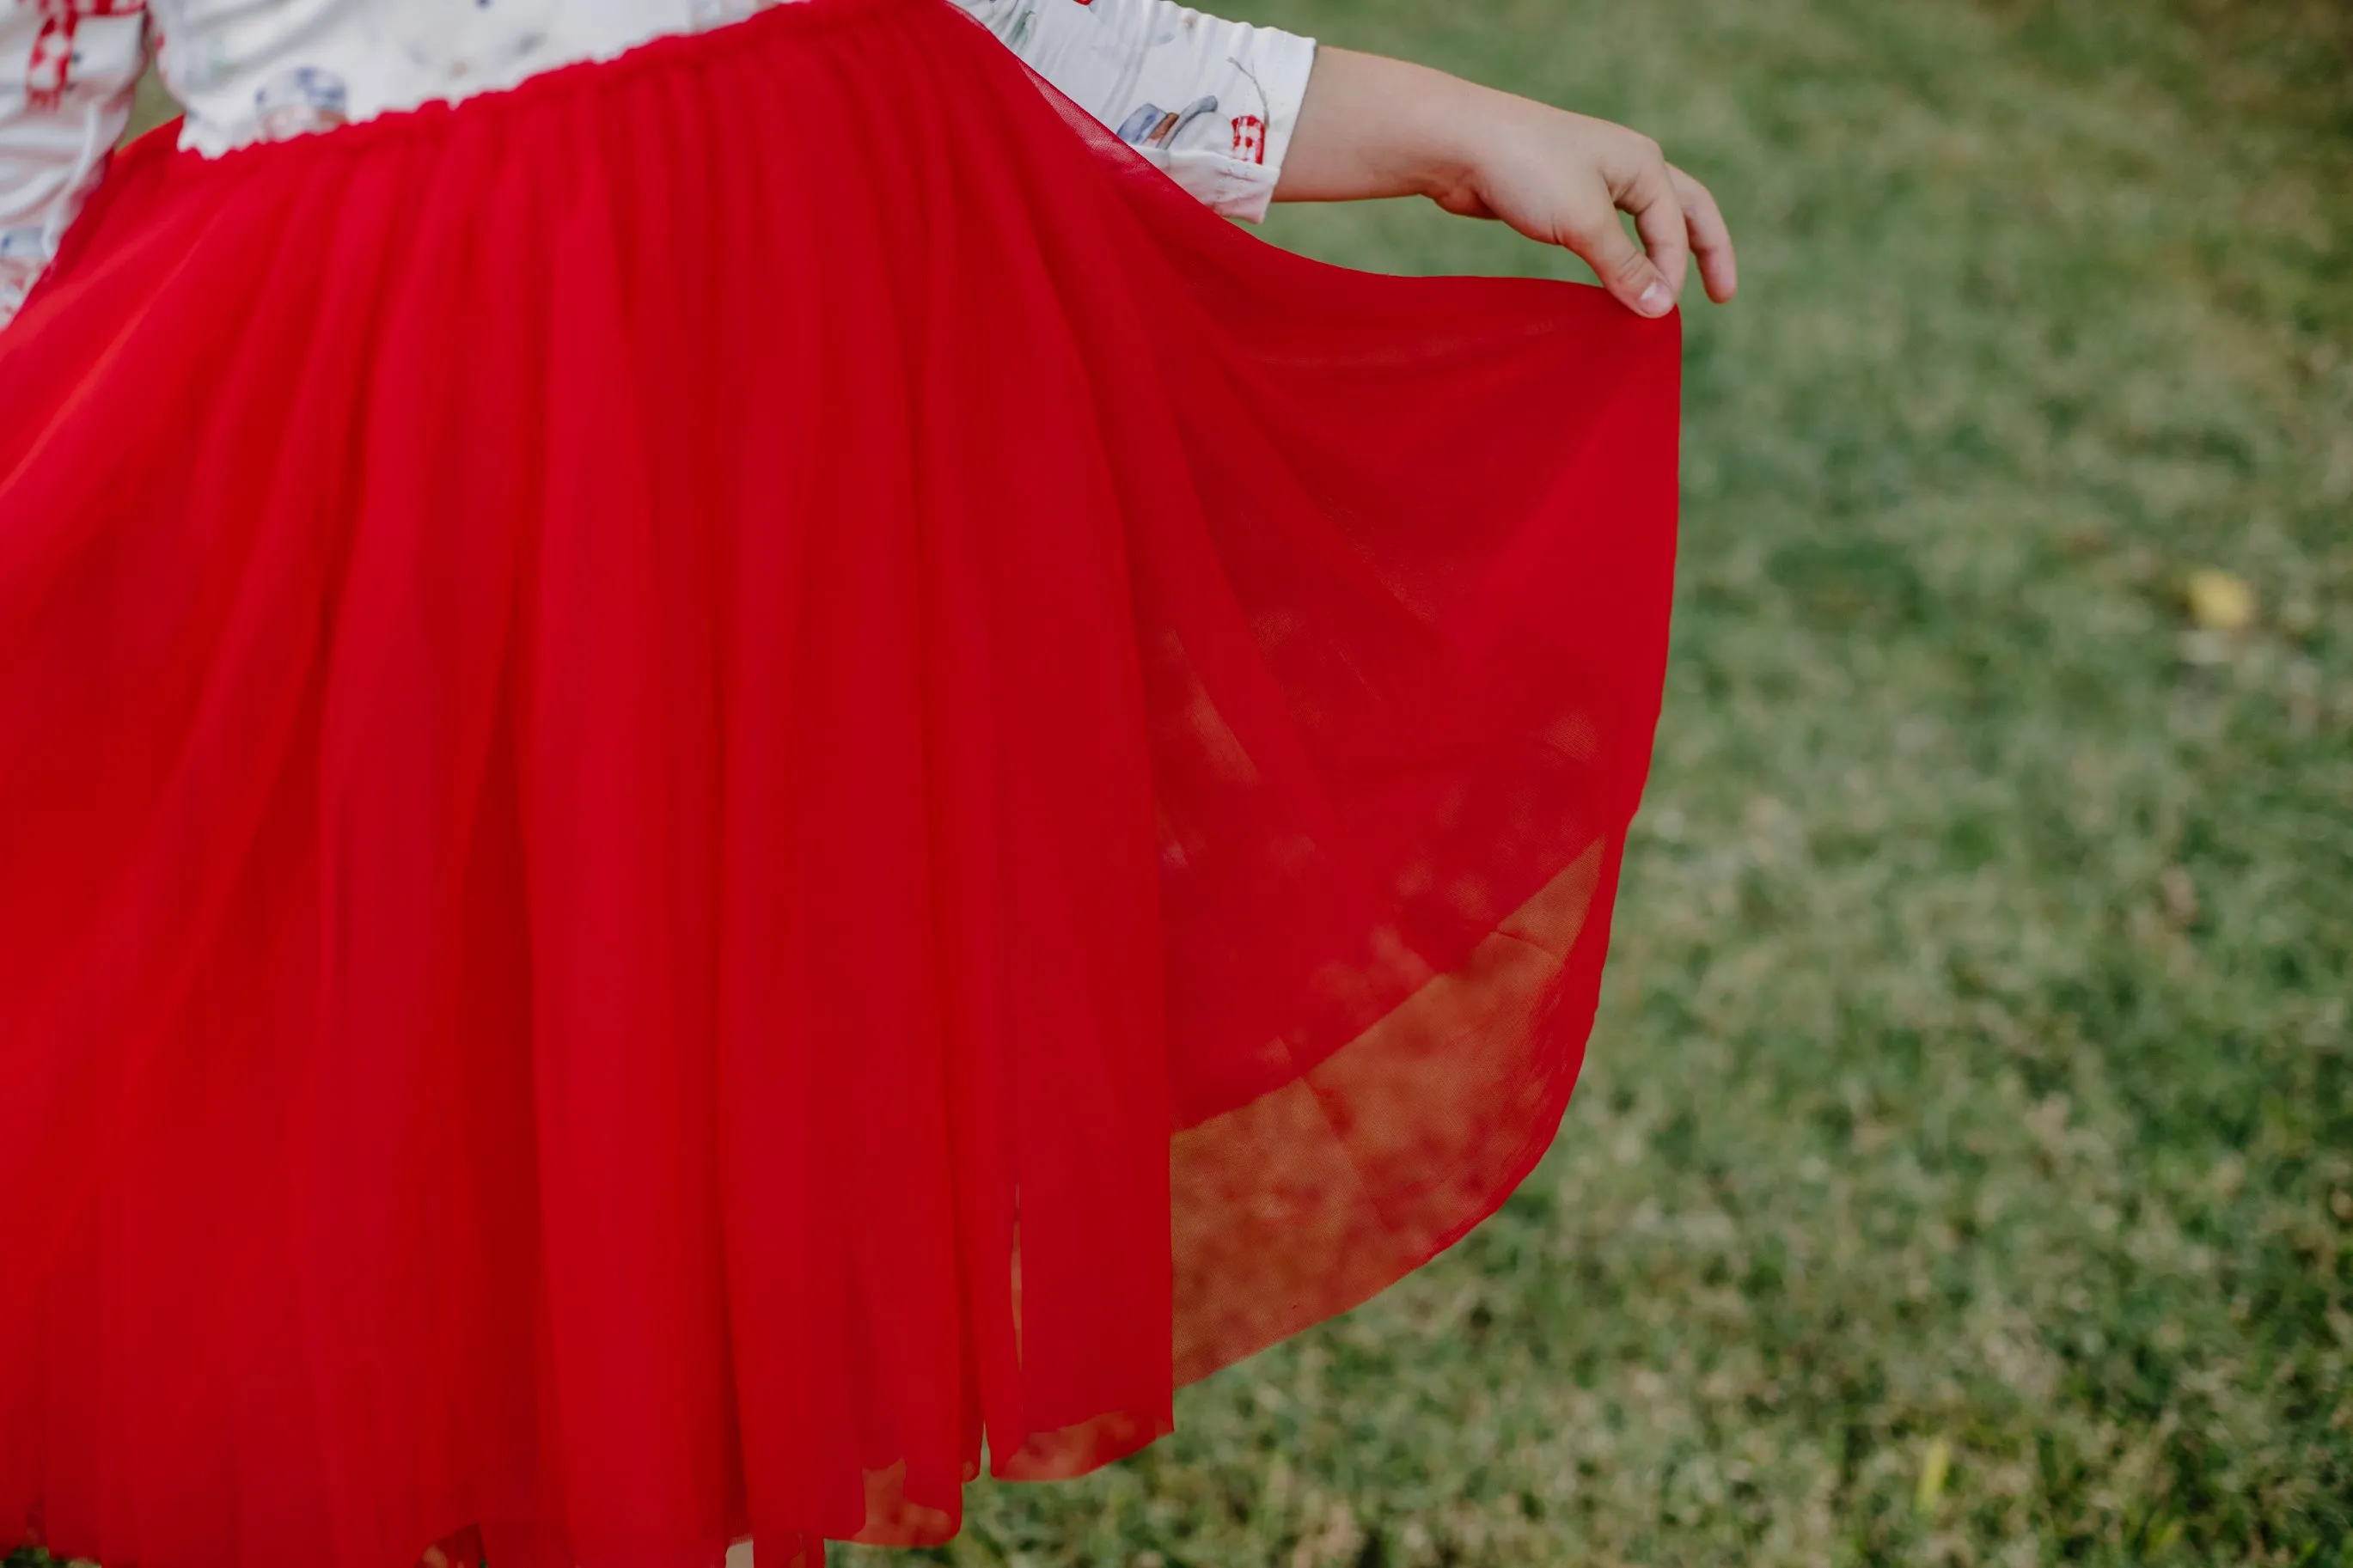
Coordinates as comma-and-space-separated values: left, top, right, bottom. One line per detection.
0, 0, 1316, 323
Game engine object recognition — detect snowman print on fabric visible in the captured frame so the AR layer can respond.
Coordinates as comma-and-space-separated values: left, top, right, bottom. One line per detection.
1218, 53, 1271, 165
253, 64, 348, 137
1101, 5, 1275, 167
363, 0, 557, 83
1115, 94, 1216, 151
1118, 70, 1272, 166
956, 0, 1293, 170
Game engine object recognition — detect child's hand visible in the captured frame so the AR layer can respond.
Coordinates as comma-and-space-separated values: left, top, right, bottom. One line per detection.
1422, 95, 1737, 317
1279, 46, 1737, 318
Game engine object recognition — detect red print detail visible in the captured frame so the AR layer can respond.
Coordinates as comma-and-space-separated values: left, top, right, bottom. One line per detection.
18, 0, 143, 111
1231, 114, 1265, 165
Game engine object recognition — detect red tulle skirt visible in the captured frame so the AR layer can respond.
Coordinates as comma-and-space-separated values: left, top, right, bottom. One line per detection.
0, 0, 1678, 1563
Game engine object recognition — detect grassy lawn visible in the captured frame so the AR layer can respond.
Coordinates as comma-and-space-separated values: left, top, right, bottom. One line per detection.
845, 0, 2353, 1562
72, 0, 2352, 1563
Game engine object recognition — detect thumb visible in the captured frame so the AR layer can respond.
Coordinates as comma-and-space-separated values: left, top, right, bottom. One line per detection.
1568, 206, 1674, 319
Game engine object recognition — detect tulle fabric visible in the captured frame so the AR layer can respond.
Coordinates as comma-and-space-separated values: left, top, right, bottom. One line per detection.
0, 0, 1679, 1563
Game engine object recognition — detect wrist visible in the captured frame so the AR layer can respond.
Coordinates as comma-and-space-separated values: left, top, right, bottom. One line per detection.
1385, 63, 1501, 204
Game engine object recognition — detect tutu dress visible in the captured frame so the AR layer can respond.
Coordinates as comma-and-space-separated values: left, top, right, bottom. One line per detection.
0, 0, 1680, 1563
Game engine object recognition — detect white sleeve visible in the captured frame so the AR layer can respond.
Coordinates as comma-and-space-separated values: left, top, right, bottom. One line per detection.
1, 0, 150, 329
954, 0, 1316, 224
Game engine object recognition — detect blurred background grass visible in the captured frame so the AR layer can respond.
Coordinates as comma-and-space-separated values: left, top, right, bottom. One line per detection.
856, 0, 2351, 1561
113, 0, 2353, 1560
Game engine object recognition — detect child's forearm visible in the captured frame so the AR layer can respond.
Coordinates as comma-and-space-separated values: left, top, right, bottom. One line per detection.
1275, 47, 1492, 205
1272, 44, 1739, 318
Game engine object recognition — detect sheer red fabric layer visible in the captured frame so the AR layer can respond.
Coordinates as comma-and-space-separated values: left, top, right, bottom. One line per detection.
0, 0, 1679, 1563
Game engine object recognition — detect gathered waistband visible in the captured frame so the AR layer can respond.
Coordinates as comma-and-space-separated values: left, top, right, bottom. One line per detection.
144, 0, 941, 174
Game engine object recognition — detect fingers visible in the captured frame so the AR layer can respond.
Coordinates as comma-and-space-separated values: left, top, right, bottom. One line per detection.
1563, 136, 1686, 319
1464, 101, 1738, 316
1671, 164, 1739, 302
1624, 151, 1691, 308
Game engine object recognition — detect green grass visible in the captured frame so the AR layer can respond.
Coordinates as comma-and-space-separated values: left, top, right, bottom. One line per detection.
81, 0, 2353, 1562
840, 0, 2353, 1562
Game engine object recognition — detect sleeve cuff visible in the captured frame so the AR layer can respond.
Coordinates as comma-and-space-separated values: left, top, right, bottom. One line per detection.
1156, 26, 1313, 224
1239, 26, 1317, 221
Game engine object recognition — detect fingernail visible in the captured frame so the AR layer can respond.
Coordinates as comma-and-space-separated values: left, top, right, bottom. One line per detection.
1638, 279, 1672, 316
